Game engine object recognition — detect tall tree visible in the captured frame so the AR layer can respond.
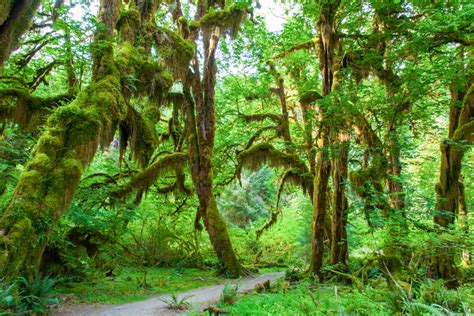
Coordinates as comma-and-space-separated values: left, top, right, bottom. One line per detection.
0, 0, 167, 280
310, 0, 341, 279
432, 52, 473, 284
170, 0, 248, 276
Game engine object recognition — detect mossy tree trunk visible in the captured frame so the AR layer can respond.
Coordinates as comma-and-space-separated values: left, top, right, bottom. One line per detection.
0, 0, 41, 73
458, 182, 470, 267
181, 3, 243, 277
0, 0, 141, 281
330, 132, 349, 266
310, 0, 341, 280
432, 75, 473, 284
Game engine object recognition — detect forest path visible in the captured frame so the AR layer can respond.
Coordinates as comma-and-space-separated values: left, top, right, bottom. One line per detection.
54, 272, 284, 315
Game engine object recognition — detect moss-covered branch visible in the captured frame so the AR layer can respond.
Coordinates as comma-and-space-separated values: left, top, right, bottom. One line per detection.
269, 38, 318, 62
238, 143, 310, 175
256, 168, 313, 239
116, 152, 189, 198
0, 88, 73, 131
119, 106, 158, 168
154, 29, 195, 78
240, 113, 282, 123
191, 4, 248, 38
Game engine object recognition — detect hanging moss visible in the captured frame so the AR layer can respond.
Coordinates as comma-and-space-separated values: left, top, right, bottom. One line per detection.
154, 29, 195, 78
0, 88, 73, 131
116, 43, 173, 101
119, 106, 158, 168
116, 8, 141, 42
256, 168, 312, 240
116, 152, 188, 198
238, 143, 313, 203
191, 4, 248, 38
241, 113, 281, 123
238, 143, 310, 175
299, 90, 322, 105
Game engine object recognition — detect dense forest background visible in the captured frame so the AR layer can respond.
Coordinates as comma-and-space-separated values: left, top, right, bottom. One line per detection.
0, 0, 473, 314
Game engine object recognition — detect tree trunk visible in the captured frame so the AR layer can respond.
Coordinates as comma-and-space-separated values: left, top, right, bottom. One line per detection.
458, 181, 470, 267
311, 133, 331, 279
310, 0, 341, 279
432, 80, 473, 284
0, 0, 41, 73
330, 133, 349, 265
185, 24, 242, 277
0, 0, 133, 281
386, 129, 405, 212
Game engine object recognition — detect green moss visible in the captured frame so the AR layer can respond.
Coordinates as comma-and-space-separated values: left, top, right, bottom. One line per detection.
116, 42, 142, 74
238, 143, 308, 174
0, 218, 34, 282
119, 152, 188, 196
116, 43, 173, 100
170, 31, 195, 56
299, 90, 322, 104
34, 131, 64, 155
0, 0, 14, 25
194, 4, 248, 37
116, 9, 141, 41
62, 158, 83, 176
28, 153, 52, 170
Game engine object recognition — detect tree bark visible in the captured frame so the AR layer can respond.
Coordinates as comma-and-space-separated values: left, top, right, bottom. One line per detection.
330, 133, 349, 265
432, 77, 473, 284
310, 0, 341, 280
0, 0, 41, 73
184, 22, 242, 277
0, 0, 150, 281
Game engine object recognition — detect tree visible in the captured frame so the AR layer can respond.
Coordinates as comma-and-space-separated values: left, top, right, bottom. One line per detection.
0, 0, 168, 280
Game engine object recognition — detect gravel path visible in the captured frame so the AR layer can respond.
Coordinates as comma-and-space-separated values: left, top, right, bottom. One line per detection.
54, 272, 284, 315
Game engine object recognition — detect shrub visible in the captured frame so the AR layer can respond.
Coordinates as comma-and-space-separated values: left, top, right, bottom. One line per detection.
221, 284, 239, 305
160, 292, 192, 310
0, 279, 16, 312
17, 275, 60, 314
417, 279, 464, 312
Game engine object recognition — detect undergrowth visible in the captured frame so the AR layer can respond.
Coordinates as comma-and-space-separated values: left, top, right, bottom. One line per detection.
54, 267, 225, 304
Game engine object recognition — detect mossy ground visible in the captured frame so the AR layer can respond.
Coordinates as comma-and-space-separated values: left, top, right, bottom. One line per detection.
55, 267, 226, 304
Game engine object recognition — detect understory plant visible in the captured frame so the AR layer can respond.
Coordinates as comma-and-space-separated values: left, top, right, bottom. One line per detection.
221, 283, 239, 305
0, 275, 59, 314
160, 292, 192, 310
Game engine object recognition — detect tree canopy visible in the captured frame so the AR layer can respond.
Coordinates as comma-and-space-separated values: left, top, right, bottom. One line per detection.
0, 0, 473, 313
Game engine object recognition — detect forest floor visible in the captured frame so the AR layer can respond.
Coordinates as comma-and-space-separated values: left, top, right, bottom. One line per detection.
53, 272, 284, 315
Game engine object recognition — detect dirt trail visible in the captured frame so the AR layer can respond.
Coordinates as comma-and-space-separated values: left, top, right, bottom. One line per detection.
54, 272, 284, 315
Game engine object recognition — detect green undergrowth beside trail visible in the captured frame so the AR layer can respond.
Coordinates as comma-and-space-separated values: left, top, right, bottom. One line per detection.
55, 267, 226, 304
210, 279, 474, 315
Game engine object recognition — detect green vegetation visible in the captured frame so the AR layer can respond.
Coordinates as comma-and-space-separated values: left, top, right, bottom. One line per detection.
220, 280, 474, 315
0, 0, 473, 314
55, 267, 224, 304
